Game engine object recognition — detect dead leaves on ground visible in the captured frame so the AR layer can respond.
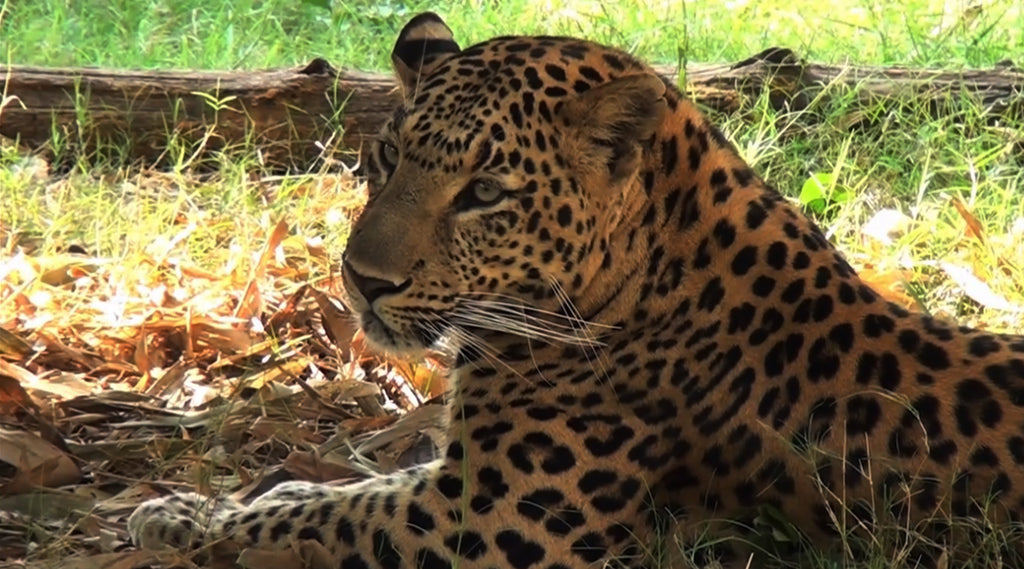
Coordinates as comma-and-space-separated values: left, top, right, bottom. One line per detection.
855, 196, 1024, 324
0, 173, 446, 568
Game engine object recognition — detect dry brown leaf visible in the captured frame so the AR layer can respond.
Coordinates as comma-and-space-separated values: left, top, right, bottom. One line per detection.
950, 196, 987, 245
67, 438, 193, 465
0, 326, 33, 358
235, 218, 290, 321
235, 280, 265, 323
16, 551, 201, 569
0, 172, 381, 563
282, 450, 360, 483
390, 361, 446, 400
304, 236, 328, 263
0, 359, 37, 387
235, 358, 310, 391
308, 287, 357, 353
0, 375, 40, 418
35, 255, 102, 287
173, 261, 225, 281
18, 370, 96, 400
351, 403, 445, 459
261, 219, 291, 275
133, 326, 151, 389
0, 487, 95, 521
265, 284, 309, 333
856, 267, 919, 309
0, 428, 81, 492
246, 417, 324, 447
142, 360, 191, 398
237, 539, 335, 569
113, 400, 248, 430
190, 320, 257, 354
289, 374, 357, 421
35, 330, 106, 369
207, 338, 280, 371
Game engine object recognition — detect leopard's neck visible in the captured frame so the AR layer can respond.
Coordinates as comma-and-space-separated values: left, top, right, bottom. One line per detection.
572, 101, 803, 327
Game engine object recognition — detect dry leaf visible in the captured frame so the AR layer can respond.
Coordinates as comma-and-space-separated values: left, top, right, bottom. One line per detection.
35, 330, 106, 369
390, 361, 446, 400
0, 375, 41, 418
282, 450, 360, 483
19, 551, 204, 569
245, 417, 323, 447
236, 218, 290, 321
309, 287, 357, 354
860, 208, 913, 246
191, 320, 257, 353
0, 359, 38, 389
237, 540, 335, 569
0, 326, 33, 358
350, 403, 446, 459
939, 262, 1024, 312
235, 358, 310, 391
0, 428, 81, 492
18, 370, 96, 400
36, 255, 101, 287
265, 284, 308, 333
856, 267, 919, 310
950, 196, 986, 245
0, 172, 397, 563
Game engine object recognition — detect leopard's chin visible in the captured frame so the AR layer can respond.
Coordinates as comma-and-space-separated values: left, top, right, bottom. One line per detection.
357, 310, 445, 358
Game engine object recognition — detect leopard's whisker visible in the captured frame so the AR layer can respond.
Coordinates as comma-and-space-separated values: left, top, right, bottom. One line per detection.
546, 275, 615, 385
459, 291, 617, 330
449, 303, 604, 348
440, 321, 527, 380
454, 305, 588, 337
455, 296, 608, 346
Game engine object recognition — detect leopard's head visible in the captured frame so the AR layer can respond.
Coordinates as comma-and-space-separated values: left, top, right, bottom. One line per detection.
342, 13, 668, 357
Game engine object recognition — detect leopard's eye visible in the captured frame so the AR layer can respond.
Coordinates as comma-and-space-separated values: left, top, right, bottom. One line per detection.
454, 180, 506, 211
379, 142, 399, 169
473, 181, 503, 204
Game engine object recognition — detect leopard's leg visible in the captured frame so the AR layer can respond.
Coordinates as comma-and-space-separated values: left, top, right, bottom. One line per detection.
128, 460, 486, 567
130, 452, 656, 569
127, 466, 426, 555
127, 490, 243, 550
127, 480, 348, 550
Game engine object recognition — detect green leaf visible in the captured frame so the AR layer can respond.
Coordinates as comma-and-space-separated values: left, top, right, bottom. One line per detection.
833, 185, 854, 204
799, 172, 833, 214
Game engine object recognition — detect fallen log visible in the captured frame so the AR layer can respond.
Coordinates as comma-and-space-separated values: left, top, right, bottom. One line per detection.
1, 49, 1022, 170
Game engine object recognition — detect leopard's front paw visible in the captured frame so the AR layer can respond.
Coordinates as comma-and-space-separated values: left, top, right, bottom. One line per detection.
127, 492, 241, 551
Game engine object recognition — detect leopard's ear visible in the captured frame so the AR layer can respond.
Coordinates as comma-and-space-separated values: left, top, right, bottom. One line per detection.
559, 73, 668, 183
391, 12, 461, 99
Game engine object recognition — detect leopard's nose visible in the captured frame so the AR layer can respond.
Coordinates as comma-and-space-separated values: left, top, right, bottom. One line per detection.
342, 261, 410, 306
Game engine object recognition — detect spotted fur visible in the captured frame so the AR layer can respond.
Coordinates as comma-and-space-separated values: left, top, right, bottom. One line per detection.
129, 12, 1024, 568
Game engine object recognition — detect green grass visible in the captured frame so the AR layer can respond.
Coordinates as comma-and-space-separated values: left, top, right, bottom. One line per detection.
714, 79, 1024, 325
2, 1, 1024, 568
2, 0, 1022, 70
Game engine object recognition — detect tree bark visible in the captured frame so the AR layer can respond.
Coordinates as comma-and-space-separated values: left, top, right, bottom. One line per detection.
1, 50, 1022, 170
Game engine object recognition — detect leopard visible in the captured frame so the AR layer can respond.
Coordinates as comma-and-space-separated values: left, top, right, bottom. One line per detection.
128, 11, 1024, 569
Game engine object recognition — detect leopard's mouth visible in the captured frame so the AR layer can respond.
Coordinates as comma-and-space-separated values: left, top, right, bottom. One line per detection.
356, 309, 446, 356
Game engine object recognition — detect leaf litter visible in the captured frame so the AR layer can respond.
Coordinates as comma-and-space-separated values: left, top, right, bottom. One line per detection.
0, 168, 448, 569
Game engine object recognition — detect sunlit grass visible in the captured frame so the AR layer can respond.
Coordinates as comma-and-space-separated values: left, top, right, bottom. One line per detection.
1, 0, 1021, 69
